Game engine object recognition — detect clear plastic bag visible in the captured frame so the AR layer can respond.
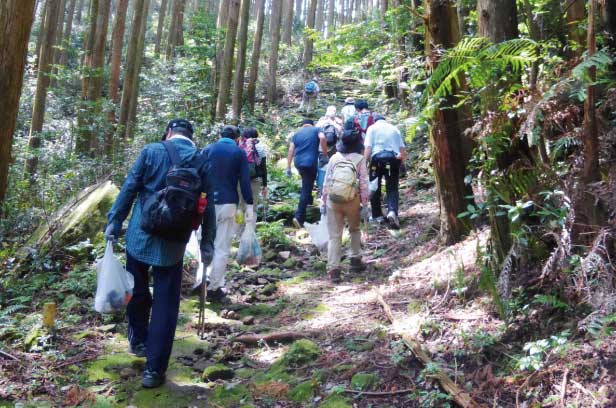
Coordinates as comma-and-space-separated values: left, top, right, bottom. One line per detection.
185, 229, 205, 290
94, 241, 134, 313
305, 214, 329, 253
237, 223, 262, 266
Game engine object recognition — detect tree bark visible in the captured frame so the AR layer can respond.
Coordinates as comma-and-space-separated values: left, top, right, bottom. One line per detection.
75, 0, 85, 23
302, 0, 317, 70
583, 0, 599, 183
566, 0, 585, 57
118, 0, 147, 139
155, 0, 169, 57
59, 0, 77, 66
266, 0, 282, 106
477, 0, 518, 43
425, 0, 473, 244
27, 0, 62, 176
231, 0, 252, 121
282, 0, 294, 45
326, 0, 334, 38
210, 0, 231, 117
246, 0, 265, 112
106, 0, 129, 154
456, 0, 467, 38
35, 0, 49, 70
315, 0, 324, 34
215, 0, 241, 119
295, 0, 302, 25
126, 0, 150, 138
0, 0, 36, 205
166, 0, 185, 59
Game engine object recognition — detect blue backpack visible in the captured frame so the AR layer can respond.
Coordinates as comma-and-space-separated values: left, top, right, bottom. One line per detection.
305, 81, 317, 94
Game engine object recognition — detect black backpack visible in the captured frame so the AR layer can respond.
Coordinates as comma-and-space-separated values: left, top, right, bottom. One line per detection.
323, 124, 338, 147
140, 141, 205, 243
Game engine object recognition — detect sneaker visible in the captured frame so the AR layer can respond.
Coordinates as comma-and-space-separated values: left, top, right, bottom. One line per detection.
328, 268, 342, 283
293, 218, 304, 229
350, 257, 367, 273
387, 211, 400, 229
370, 216, 385, 224
129, 342, 146, 358
142, 368, 165, 388
207, 288, 227, 302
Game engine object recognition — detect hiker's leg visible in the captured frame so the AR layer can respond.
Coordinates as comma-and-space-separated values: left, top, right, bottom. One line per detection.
295, 167, 316, 225
370, 161, 384, 218
385, 159, 401, 216
326, 202, 345, 269
145, 259, 183, 374
345, 196, 362, 259
207, 204, 237, 291
126, 252, 152, 347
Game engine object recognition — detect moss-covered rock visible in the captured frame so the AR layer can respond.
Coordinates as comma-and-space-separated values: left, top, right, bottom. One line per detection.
86, 353, 143, 382
350, 373, 379, 391
289, 380, 316, 402
261, 283, 278, 296
283, 258, 297, 268
210, 383, 252, 407
202, 364, 234, 381
283, 339, 321, 367
320, 395, 352, 408
313, 260, 327, 273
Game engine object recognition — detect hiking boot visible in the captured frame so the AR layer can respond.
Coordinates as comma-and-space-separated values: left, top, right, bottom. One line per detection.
387, 211, 400, 229
350, 257, 367, 273
328, 268, 342, 283
129, 342, 146, 358
142, 368, 165, 388
207, 288, 228, 302
293, 218, 304, 229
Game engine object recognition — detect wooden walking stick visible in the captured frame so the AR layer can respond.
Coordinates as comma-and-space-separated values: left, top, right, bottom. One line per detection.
197, 274, 208, 339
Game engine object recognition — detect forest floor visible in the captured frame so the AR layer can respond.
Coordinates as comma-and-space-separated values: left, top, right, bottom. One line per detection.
3, 71, 616, 407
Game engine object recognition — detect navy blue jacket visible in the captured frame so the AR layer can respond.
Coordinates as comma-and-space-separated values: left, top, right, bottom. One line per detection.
204, 138, 253, 205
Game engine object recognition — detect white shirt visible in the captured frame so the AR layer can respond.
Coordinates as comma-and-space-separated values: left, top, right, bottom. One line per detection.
364, 120, 405, 157
340, 104, 356, 123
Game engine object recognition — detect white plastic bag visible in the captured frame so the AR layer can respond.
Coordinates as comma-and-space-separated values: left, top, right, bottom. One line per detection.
237, 223, 262, 266
94, 241, 134, 313
369, 177, 379, 197
305, 214, 329, 253
185, 230, 204, 290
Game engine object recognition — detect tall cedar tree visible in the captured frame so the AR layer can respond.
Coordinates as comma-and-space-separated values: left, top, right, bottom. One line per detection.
295, 0, 302, 25
59, 0, 77, 66
267, 0, 283, 106
106, 0, 129, 154
583, 0, 599, 183
326, 0, 334, 38
76, 0, 85, 23
425, 0, 473, 244
0, 0, 36, 206
303, 0, 317, 70
119, 0, 148, 139
127, 0, 150, 136
215, 0, 241, 119
35, 0, 49, 69
315, 0, 324, 33
246, 0, 265, 112
155, 0, 169, 57
166, 0, 186, 60
211, 0, 230, 117
282, 0, 294, 45
567, 0, 585, 57
231, 0, 252, 121
27, 0, 62, 176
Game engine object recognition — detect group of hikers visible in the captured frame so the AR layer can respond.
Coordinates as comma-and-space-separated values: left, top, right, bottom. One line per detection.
102, 92, 406, 388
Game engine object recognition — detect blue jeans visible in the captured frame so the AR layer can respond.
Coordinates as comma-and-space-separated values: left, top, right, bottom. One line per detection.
295, 166, 317, 224
126, 252, 183, 375
369, 156, 400, 218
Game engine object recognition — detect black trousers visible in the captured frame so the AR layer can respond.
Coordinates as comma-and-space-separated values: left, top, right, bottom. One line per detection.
369, 155, 401, 218
126, 252, 183, 375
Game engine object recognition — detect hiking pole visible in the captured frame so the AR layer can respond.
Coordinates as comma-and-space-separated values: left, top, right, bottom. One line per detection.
197, 271, 207, 339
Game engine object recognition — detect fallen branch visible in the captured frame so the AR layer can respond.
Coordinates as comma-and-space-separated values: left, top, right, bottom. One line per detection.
0, 349, 18, 361
233, 331, 307, 345
374, 289, 485, 408
343, 388, 415, 396
560, 368, 569, 408
53, 354, 98, 370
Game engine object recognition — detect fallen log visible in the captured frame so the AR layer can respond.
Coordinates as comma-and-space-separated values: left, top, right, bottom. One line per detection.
374, 289, 486, 408
233, 331, 307, 345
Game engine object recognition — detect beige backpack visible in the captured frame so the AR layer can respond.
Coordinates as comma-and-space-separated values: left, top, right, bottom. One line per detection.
328, 153, 363, 203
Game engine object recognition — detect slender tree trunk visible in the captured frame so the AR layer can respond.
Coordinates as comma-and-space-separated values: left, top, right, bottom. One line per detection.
127, 0, 150, 137
425, 0, 473, 244
118, 0, 147, 139
583, 0, 599, 182
0, 0, 36, 205
302, 0, 316, 70
282, 0, 294, 45
59, 0, 77, 66
27, 0, 62, 176
266, 0, 282, 106
326, 0, 334, 38
567, 0, 585, 57
247, 0, 265, 112
215, 0, 241, 119
106, 0, 129, 154
35, 0, 49, 70
602, 0, 616, 51
155, 0, 169, 57
294, 0, 302, 25
166, 0, 182, 59
231, 0, 252, 121
80, 0, 99, 106
76, 0, 85, 22
315, 0, 324, 33
176, 0, 185, 48
210, 0, 231, 117
456, 0, 467, 37
477, 0, 518, 43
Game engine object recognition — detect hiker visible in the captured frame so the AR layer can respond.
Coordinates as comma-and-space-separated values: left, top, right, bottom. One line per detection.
299, 79, 320, 114
286, 119, 328, 228
321, 125, 369, 283
364, 115, 406, 229
315, 106, 343, 195
238, 127, 268, 227
105, 119, 215, 389
353, 99, 378, 141
204, 125, 254, 301
340, 97, 356, 123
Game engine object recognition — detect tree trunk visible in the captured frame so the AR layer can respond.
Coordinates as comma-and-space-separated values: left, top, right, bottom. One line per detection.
210, 0, 231, 117
59, 0, 77, 67
326, 0, 334, 38
176, 0, 185, 48
583, 0, 599, 183
456, 0, 467, 37
425, 0, 473, 244
166, 0, 184, 59
566, 0, 585, 57
602, 0, 616, 51
0, 0, 36, 205
215, 0, 241, 119
35, 0, 49, 70
118, 0, 147, 139
106, 0, 129, 154
315, 0, 324, 33
155, 0, 169, 57
294, 0, 302, 25
246, 0, 265, 112
231, 0, 252, 121
302, 0, 316, 70
266, 0, 282, 106
27, 0, 62, 177
76, 0, 85, 23
282, 0, 294, 45
477, 0, 518, 43
127, 0, 150, 138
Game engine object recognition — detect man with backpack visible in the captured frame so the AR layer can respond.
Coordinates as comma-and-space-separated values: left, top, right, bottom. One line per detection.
204, 125, 254, 301
353, 99, 378, 142
321, 125, 369, 283
299, 79, 320, 115
105, 119, 215, 389
286, 119, 328, 228
340, 97, 356, 123
364, 115, 406, 229
238, 127, 268, 225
